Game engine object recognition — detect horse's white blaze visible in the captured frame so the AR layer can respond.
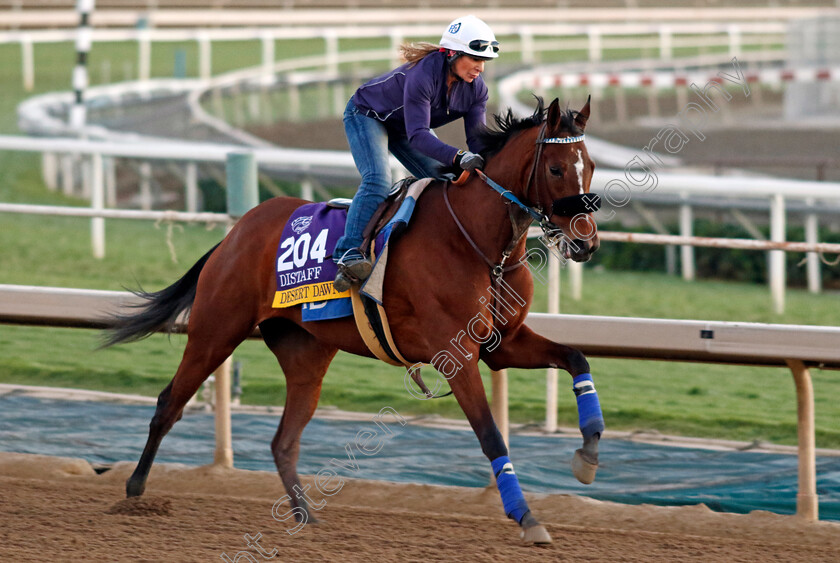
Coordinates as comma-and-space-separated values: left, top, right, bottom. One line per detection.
574, 149, 584, 194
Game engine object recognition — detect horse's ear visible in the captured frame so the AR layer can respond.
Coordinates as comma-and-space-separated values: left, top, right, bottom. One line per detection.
546, 98, 562, 129
575, 95, 591, 131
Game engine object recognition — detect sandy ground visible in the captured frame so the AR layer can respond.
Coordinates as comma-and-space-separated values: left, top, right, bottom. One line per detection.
2, 452, 839, 562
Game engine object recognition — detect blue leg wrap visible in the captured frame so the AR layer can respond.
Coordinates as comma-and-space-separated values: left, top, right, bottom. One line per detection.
491, 456, 529, 524
573, 373, 605, 440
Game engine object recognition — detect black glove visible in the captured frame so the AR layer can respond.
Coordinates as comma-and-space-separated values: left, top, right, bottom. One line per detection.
453, 150, 484, 171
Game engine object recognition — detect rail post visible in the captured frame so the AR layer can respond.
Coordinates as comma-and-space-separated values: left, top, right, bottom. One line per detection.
198, 32, 211, 81
770, 194, 786, 314
545, 256, 560, 433
21, 34, 34, 91
138, 28, 151, 82
804, 198, 821, 294
490, 368, 509, 486
389, 30, 403, 69
61, 154, 75, 196
679, 193, 695, 281
213, 358, 233, 467
226, 150, 259, 217
325, 30, 339, 75
587, 26, 602, 62
786, 359, 818, 521
104, 157, 116, 208
185, 161, 199, 213
519, 26, 534, 65
90, 152, 105, 259
42, 152, 58, 191
659, 26, 672, 60
260, 31, 275, 86
211, 150, 260, 468
727, 24, 742, 58
139, 161, 152, 211
301, 176, 314, 201
569, 261, 582, 301
288, 81, 300, 123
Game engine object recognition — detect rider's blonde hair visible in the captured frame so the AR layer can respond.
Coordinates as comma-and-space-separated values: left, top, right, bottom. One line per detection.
399, 42, 441, 66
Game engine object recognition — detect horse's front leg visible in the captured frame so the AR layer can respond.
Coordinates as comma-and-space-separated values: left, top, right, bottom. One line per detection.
482, 324, 604, 485
446, 360, 552, 545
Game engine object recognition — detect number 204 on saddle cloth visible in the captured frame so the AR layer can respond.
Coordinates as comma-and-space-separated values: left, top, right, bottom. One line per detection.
271, 203, 353, 321
272, 186, 424, 321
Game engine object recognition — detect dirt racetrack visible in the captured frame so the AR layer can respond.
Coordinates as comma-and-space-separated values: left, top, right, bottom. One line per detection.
2, 453, 840, 562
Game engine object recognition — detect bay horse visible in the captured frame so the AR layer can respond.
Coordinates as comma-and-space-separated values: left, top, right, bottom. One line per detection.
105, 97, 604, 545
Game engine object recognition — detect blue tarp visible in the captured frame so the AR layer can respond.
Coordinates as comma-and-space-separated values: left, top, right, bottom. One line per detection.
2, 394, 839, 520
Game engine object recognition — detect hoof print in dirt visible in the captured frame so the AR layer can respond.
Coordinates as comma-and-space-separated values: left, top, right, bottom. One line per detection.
106, 496, 172, 517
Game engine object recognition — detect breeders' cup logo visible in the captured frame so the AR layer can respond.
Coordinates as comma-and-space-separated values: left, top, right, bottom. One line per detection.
448, 22, 461, 34
291, 216, 312, 234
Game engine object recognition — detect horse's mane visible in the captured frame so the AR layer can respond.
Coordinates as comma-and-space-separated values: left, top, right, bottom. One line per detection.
477, 97, 583, 160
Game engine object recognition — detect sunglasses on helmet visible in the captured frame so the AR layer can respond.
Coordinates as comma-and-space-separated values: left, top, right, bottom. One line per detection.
468, 39, 500, 54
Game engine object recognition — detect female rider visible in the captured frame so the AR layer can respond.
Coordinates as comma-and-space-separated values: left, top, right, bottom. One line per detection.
333, 14, 500, 291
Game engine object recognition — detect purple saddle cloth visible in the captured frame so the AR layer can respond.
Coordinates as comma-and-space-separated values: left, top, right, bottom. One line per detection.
272, 203, 352, 322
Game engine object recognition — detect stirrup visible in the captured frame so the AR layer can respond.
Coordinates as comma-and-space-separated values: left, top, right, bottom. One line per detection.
333, 269, 353, 293
333, 252, 372, 292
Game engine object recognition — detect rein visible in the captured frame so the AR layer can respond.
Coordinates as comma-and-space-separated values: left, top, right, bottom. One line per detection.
474, 127, 595, 242
441, 122, 597, 330
474, 169, 543, 223
443, 183, 527, 279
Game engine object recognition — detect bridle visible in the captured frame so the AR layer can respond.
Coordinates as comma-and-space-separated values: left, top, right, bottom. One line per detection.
472, 122, 601, 243
443, 119, 600, 282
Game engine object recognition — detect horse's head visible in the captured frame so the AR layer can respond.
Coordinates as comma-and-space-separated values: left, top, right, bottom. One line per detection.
474, 97, 600, 263
527, 97, 599, 263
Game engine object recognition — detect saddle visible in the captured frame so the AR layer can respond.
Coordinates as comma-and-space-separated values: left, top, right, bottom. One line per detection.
326, 178, 412, 255
365, 177, 416, 257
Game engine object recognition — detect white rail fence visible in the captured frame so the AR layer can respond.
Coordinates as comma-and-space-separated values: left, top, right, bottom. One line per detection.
0, 6, 821, 30
0, 21, 788, 91
3, 135, 839, 311
0, 283, 837, 521
3, 19, 837, 319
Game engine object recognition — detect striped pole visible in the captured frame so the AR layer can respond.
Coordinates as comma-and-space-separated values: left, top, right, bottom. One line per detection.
70, 0, 94, 134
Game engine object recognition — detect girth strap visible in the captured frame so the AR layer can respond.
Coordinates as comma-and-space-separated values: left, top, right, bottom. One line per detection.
350, 216, 453, 399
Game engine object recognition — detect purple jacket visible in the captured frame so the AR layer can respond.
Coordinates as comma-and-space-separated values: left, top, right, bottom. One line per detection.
351, 50, 489, 165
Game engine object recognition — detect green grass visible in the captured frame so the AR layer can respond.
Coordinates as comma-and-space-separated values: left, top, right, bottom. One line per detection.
531, 267, 840, 326
0, 33, 833, 449
6, 322, 838, 450
2, 213, 840, 448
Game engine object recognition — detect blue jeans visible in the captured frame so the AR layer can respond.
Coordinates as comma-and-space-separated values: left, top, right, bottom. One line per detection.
334, 100, 441, 261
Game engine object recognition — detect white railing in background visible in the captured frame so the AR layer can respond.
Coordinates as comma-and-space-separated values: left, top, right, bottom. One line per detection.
0, 6, 828, 30
2, 134, 839, 312
2, 8, 837, 523
0, 21, 787, 91
5, 16, 837, 316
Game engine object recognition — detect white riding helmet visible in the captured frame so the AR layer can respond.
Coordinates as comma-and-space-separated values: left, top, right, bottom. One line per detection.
439, 15, 499, 60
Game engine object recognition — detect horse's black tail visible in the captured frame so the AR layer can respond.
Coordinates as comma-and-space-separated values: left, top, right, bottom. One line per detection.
101, 243, 221, 348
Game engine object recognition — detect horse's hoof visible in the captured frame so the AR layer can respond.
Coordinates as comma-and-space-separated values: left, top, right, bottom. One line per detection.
572, 448, 598, 485
125, 479, 145, 498
521, 524, 552, 545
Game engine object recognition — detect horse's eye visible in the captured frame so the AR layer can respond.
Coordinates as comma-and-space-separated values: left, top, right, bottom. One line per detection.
549, 166, 563, 177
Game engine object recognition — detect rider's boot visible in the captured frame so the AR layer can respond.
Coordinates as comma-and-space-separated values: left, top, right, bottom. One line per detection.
333, 250, 372, 292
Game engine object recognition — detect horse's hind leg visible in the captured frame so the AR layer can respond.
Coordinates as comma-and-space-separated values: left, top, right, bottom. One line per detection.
260, 318, 337, 527
126, 323, 251, 497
